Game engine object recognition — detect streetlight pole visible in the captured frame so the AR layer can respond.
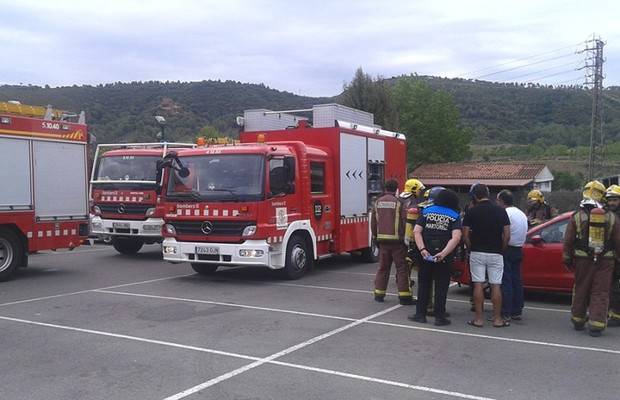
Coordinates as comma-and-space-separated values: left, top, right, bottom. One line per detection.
155, 115, 166, 142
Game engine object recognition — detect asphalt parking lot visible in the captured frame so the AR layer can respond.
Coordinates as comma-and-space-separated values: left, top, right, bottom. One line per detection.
0, 244, 618, 400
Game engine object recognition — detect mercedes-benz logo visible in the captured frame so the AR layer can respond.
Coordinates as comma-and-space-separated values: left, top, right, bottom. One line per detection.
117, 204, 126, 214
201, 221, 214, 235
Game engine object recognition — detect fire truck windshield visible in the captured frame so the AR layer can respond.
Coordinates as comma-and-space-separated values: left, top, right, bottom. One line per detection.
166, 154, 265, 202
96, 156, 159, 183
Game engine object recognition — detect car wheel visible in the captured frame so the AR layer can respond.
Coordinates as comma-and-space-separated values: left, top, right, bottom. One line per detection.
0, 228, 24, 281
280, 235, 313, 280
111, 237, 144, 255
190, 263, 219, 275
359, 239, 379, 263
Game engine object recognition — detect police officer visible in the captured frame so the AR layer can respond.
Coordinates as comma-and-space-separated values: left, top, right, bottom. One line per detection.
526, 189, 552, 227
563, 181, 620, 337
604, 184, 620, 327
372, 179, 413, 305
408, 188, 462, 326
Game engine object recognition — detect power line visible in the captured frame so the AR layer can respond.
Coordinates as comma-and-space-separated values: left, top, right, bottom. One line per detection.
461, 42, 585, 76
524, 68, 583, 83
473, 52, 579, 79
506, 61, 581, 81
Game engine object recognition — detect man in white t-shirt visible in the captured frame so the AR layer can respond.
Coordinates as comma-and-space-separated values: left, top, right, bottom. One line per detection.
497, 190, 528, 320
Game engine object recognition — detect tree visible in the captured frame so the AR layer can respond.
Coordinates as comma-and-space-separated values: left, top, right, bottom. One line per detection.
342, 67, 398, 129
392, 77, 472, 168
199, 125, 222, 138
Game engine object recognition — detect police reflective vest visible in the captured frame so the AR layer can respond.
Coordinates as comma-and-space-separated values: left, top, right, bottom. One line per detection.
372, 193, 406, 243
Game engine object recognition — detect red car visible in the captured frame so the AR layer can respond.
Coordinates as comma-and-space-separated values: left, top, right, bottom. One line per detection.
452, 212, 574, 293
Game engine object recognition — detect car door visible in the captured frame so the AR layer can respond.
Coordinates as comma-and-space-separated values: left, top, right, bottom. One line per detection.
522, 217, 573, 291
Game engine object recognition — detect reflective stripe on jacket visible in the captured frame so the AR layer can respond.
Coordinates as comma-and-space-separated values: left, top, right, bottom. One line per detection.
371, 193, 406, 243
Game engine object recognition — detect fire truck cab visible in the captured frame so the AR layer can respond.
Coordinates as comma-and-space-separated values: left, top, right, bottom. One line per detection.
0, 101, 90, 281
160, 104, 406, 279
90, 143, 194, 255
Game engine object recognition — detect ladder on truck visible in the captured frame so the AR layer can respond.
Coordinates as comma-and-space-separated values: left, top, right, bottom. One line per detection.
0, 100, 85, 123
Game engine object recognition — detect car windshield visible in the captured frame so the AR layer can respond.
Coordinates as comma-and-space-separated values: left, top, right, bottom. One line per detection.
166, 154, 264, 202
96, 155, 159, 182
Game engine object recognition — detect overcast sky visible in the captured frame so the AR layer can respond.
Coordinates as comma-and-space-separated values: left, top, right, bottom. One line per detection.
1, 0, 619, 96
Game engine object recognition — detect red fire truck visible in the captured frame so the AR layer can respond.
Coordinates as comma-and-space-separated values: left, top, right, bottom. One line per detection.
90, 143, 194, 255
158, 104, 407, 279
0, 101, 90, 280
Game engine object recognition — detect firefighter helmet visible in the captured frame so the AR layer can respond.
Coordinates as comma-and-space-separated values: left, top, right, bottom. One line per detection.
527, 189, 545, 203
583, 180, 606, 203
404, 179, 425, 196
605, 184, 620, 199
423, 189, 430, 199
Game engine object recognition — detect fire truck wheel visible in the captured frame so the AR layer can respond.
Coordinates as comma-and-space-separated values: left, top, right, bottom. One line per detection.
280, 235, 313, 280
0, 228, 23, 281
190, 263, 219, 275
359, 239, 379, 263
111, 237, 144, 255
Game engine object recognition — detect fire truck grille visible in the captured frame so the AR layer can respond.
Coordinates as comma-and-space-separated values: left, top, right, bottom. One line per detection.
172, 220, 255, 236
97, 204, 151, 215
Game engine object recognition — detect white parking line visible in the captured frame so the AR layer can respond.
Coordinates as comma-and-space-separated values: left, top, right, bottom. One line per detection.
162, 305, 402, 400
94, 288, 619, 356
96, 290, 355, 322
0, 274, 193, 308
269, 360, 496, 400
367, 321, 620, 355
0, 314, 495, 400
272, 281, 570, 313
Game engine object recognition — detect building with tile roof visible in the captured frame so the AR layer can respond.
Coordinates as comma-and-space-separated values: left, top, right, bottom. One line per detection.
411, 162, 554, 193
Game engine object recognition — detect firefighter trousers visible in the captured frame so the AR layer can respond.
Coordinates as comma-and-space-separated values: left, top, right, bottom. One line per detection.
609, 264, 620, 323
374, 242, 411, 299
571, 258, 614, 331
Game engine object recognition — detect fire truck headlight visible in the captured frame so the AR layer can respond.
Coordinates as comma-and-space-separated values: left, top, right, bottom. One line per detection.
145, 207, 156, 217
163, 224, 177, 236
92, 205, 102, 216
91, 222, 103, 231
239, 249, 264, 257
163, 246, 178, 255
241, 225, 257, 237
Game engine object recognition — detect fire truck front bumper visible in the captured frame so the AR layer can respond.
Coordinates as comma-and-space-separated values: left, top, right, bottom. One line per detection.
162, 238, 274, 268
90, 216, 164, 238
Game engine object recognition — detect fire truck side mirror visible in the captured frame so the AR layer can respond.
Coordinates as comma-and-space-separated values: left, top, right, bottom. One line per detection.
178, 167, 190, 178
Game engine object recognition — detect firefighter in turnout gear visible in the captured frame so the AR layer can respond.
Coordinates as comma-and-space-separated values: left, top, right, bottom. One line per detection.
372, 179, 413, 305
526, 189, 552, 227
563, 181, 620, 336
604, 184, 620, 327
401, 179, 425, 301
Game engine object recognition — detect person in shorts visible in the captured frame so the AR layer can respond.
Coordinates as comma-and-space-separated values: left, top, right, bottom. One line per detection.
462, 184, 511, 328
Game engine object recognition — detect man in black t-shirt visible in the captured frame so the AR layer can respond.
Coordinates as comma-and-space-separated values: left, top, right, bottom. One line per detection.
462, 184, 511, 328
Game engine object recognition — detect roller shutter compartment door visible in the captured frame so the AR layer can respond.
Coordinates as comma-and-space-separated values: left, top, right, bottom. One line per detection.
33, 141, 88, 219
0, 137, 32, 209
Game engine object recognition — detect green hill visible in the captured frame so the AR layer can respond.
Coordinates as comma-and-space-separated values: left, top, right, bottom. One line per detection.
2, 77, 619, 149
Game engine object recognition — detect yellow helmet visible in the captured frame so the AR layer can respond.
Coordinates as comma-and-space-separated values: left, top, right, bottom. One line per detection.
527, 189, 544, 203
423, 189, 430, 199
583, 180, 606, 202
404, 178, 425, 196
605, 184, 620, 199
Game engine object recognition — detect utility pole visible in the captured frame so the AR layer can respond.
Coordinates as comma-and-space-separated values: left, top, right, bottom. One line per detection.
579, 36, 605, 180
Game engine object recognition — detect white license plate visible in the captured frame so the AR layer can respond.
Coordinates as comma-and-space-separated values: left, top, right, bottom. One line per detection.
113, 222, 130, 229
196, 246, 219, 255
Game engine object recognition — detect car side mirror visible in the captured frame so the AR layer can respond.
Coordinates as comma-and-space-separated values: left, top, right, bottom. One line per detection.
530, 235, 544, 245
